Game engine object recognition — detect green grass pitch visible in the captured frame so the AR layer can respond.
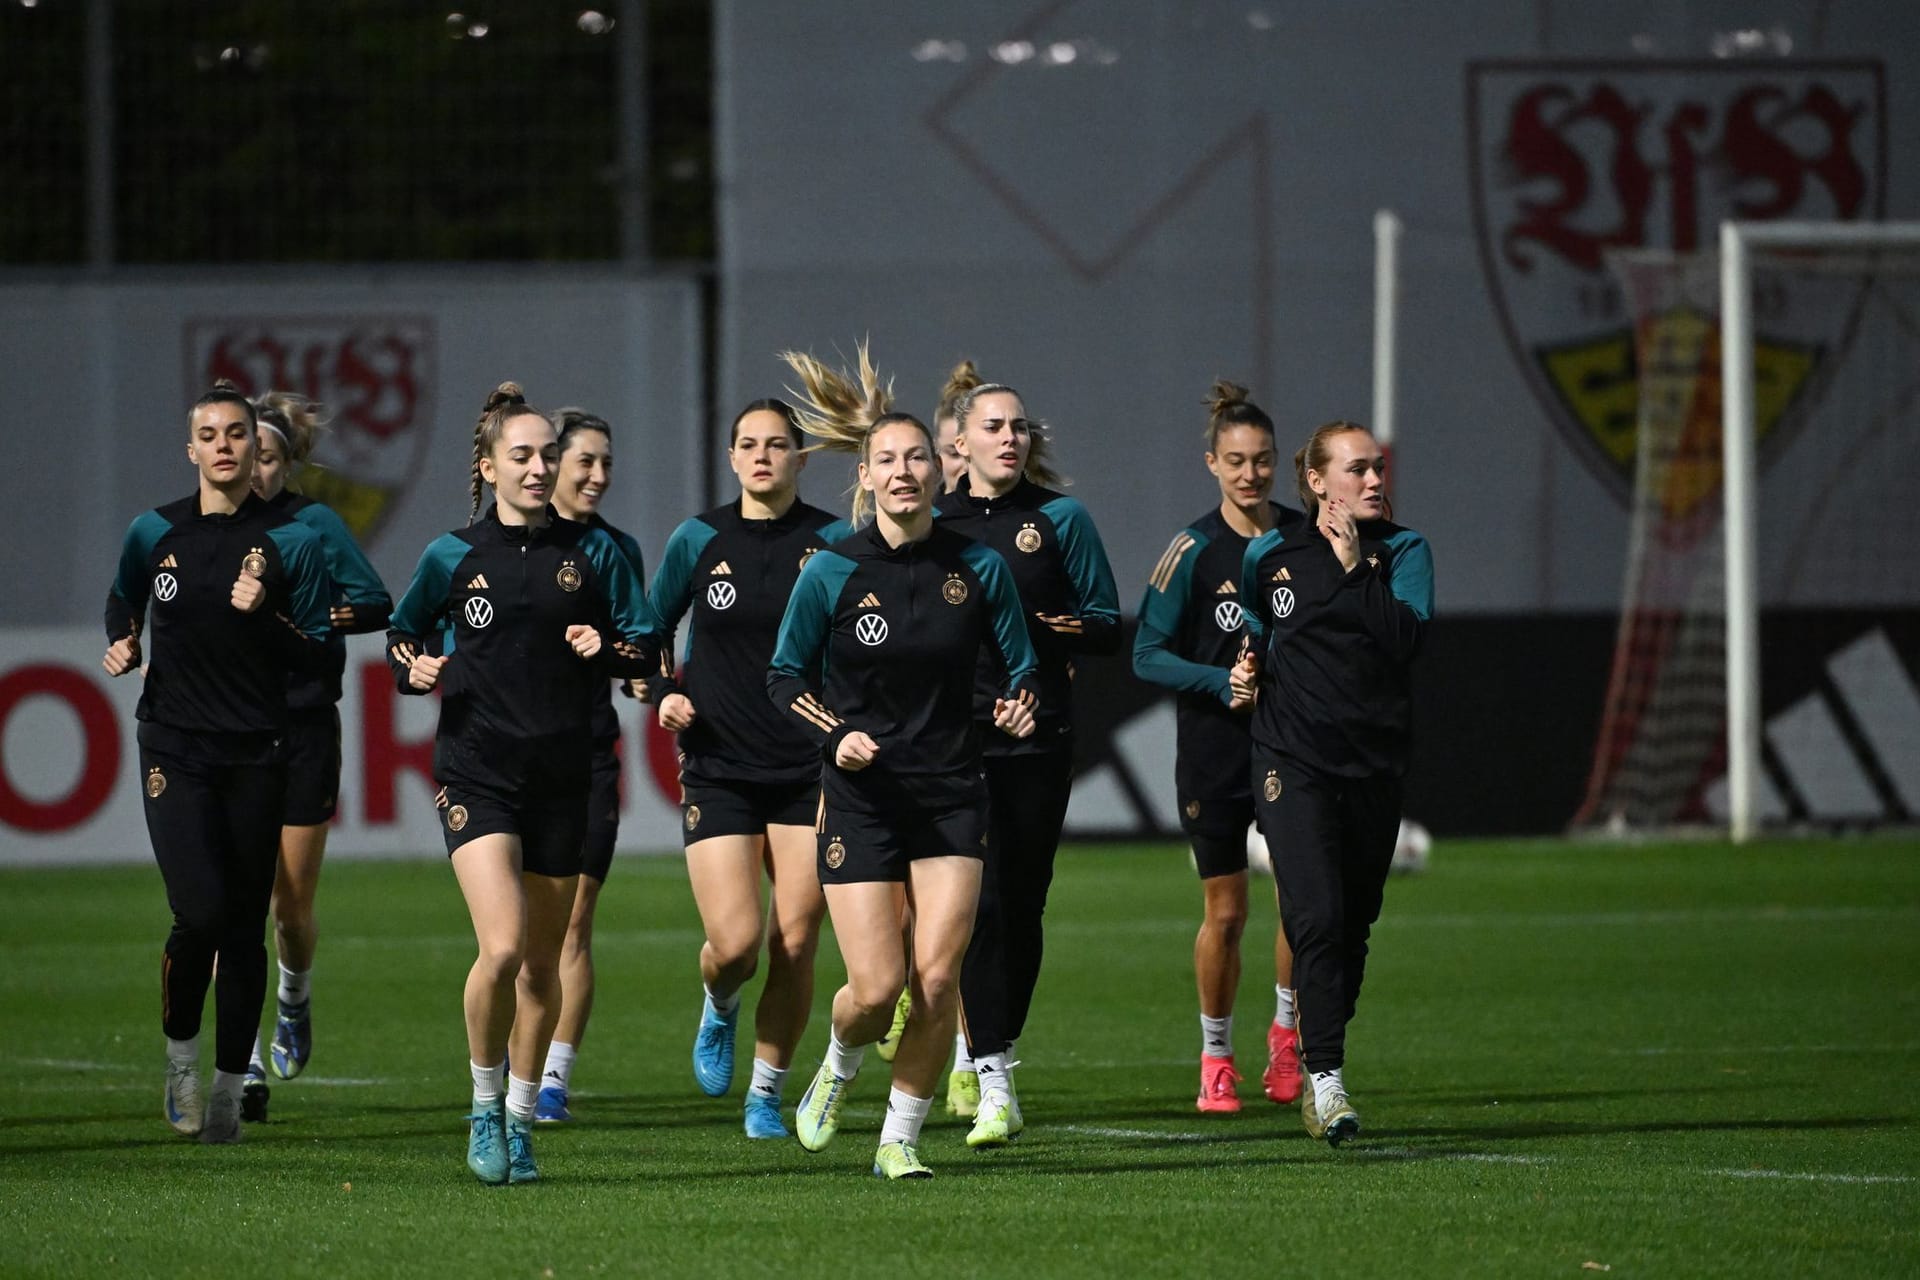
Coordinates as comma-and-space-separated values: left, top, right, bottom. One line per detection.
2, 839, 1916, 1277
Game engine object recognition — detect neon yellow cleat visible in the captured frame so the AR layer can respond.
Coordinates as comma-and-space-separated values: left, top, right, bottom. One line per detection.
875, 989, 912, 1063
965, 1093, 1023, 1148
794, 1060, 851, 1153
946, 1068, 980, 1117
871, 1140, 934, 1180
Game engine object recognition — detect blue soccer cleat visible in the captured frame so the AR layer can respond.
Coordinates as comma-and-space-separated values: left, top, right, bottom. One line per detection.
506, 1115, 540, 1184
691, 994, 738, 1097
466, 1100, 508, 1185
743, 1092, 789, 1140
535, 1085, 572, 1124
270, 998, 312, 1080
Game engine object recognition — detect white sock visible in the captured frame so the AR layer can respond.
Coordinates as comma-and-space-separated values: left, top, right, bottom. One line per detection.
749, 1058, 787, 1101
505, 1072, 539, 1124
1311, 1067, 1346, 1113
247, 1034, 265, 1072
825, 1031, 864, 1082
1275, 985, 1297, 1030
542, 1041, 576, 1091
470, 1058, 505, 1106
976, 1051, 1013, 1105
1201, 1014, 1234, 1060
278, 963, 311, 1007
166, 1036, 199, 1066
706, 983, 741, 1017
210, 1068, 245, 1103
877, 1086, 933, 1147
952, 1033, 975, 1074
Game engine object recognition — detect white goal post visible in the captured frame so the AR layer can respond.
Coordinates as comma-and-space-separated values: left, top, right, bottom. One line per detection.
1720, 219, 1920, 843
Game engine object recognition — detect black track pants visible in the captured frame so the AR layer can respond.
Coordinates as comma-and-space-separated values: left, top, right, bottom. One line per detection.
140, 725, 285, 1076
1252, 750, 1401, 1075
961, 748, 1075, 1058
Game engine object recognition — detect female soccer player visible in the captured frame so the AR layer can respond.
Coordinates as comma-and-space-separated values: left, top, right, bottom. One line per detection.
385, 384, 660, 1185
1132, 381, 1304, 1114
769, 347, 1038, 1179
242, 392, 393, 1120
531, 408, 649, 1124
934, 364, 1120, 1146
102, 380, 331, 1144
1229, 420, 1433, 1146
642, 398, 849, 1138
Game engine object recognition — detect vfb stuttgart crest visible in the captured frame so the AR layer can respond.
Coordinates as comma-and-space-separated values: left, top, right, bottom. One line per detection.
188, 315, 436, 546
1467, 60, 1885, 505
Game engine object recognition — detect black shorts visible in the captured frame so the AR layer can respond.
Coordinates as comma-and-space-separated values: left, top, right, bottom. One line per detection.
1181, 790, 1255, 879
817, 772, 988, 885
580, 743, 622, 882
435, 736, 589, 878
681, 775, 819, 849
281, 706, 342, 826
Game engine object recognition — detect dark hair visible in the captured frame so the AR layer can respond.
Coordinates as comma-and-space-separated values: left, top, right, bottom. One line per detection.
730, 397, 804, 448
1294, 420, 1379, 517
469, 381, 550, 522
1203, 379, 1275, 449
189, 379, 257, 430
554, 407, 613, 453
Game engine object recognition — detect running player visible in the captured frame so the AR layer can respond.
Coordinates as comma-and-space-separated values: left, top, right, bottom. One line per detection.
102, 380, 332, 1144
385, 383, 660, 1185
1132, 380, 1304, 1114
770, 347, 1038, 1179
644, 398, 850, 1138
241, 392, 393, 1121
1230, 420, 1433, 1146
934, 364, 1120, 1146
532, 408, 648, 1124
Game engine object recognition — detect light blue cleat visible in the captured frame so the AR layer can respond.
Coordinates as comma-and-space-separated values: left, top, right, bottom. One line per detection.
691, 995, 738, 1097
743, 1092, 790, 1140
507, 1115, 539, 1184
466, 1099, 508, 1185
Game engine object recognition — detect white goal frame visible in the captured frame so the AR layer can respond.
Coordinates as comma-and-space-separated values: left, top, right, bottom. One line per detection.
1719, 219, 1920, 842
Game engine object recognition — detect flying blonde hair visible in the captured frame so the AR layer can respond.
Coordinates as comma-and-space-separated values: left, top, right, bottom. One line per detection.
780, 341, 930, 524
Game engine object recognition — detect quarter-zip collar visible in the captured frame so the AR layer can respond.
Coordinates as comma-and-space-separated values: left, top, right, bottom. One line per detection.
194, 491, 267, 524
950, 474, 1033, 513
480, 502, 561, 545
860, 519, 931, 559
737, 494, 808, 534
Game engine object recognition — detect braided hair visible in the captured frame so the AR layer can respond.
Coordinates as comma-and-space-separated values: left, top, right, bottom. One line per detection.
469, 381, 545, 523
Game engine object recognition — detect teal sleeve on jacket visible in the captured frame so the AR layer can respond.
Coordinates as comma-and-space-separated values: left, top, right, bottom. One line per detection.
582, 525, 663, 677
295, 501, 392, 632
650, 518, 712, 633
767, 549, 859, 750
815, 517, 857, 544
389, 534, 467, 638
610, 526, 647, 585
265, 522, 333, 642
1239, 528, 1285, 647
1132, 528, 1232, 704
1384, 528, 1435, 621
961, 541, 1040, 701
1039, 495, 1121, 654
105, 509, 171, 639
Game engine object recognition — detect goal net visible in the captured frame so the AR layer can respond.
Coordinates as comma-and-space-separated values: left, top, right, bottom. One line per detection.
1575, 235, 1920, 835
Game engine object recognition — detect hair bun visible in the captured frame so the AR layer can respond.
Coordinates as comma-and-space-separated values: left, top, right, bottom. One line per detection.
210, 377, 242, 394
1205, 378, 1250, 418
484, 381, 526, 412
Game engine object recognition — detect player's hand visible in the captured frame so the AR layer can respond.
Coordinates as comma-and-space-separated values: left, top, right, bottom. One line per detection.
1319, 497, 1360, 572
1034, 612, 1083, 636
628, 678, 651, 703
565, 624, 602, 658
1228, 650, 1260, 709
408, 652, 449, 691
102, 636, 140, 677
230, 573, 267, 613
834, 731, 879, 772
993, 696, 1036, 739
658, 692, 697, 732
